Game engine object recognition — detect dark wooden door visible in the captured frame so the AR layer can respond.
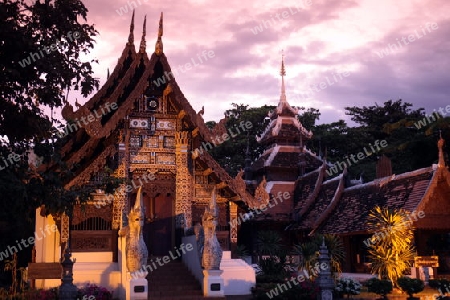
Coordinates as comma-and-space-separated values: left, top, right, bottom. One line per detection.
146, 194, 173, 256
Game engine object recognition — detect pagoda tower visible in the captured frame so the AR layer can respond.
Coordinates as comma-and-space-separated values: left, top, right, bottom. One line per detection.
251, 56, 320, 183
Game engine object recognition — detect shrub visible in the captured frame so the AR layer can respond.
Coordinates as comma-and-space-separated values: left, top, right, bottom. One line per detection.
0, 287, 58, 300
251, 279, 319, 300
429, 279, 450, 299
397, 277, 424, 298
366, 278, 393, 299
285, 279, 320, 300
335, 277, 362, 298
77, 284, 113, 300
0, 285, 114, 300
36, 287, 58, 300
259, 256, 287, 278
256, 274, 285, 283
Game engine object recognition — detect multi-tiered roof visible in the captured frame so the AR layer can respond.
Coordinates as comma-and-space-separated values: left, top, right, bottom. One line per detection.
48, 12, 260, 206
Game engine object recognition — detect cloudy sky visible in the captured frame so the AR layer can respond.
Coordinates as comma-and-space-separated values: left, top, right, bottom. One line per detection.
73, 0, 450, 125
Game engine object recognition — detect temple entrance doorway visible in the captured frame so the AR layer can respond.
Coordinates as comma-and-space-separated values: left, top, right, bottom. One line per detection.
145, 193, 174, 256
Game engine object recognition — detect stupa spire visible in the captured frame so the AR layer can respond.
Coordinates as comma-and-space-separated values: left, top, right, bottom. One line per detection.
280, 51, 287, 103
155, 12, 163, 55
139, 15, 147, 53
127, 10, 135, 45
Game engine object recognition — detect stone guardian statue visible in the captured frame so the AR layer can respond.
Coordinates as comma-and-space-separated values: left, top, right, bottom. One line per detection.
202, 187, 223, 270
119, 186, 148, 273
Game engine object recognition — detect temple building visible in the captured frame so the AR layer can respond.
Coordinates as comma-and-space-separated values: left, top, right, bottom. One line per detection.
28, 13, 264, 295
27, 10, 450, 297
242, 58, 450, 273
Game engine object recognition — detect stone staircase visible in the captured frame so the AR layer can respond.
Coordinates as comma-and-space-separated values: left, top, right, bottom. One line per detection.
147, 259, 226, 299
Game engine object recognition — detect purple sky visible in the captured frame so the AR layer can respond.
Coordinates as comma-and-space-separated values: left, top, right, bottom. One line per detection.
68, 0, 450, 126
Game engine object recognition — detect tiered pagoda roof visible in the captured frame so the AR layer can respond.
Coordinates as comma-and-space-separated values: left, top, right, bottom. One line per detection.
256, 55, 313, 145
251, 56, 322, 176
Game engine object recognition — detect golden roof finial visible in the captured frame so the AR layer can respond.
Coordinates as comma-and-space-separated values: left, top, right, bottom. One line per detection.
280, 50, 286, 77
128, 10, 135, 45
155, 12, 163, 55
139, 15, 147, 53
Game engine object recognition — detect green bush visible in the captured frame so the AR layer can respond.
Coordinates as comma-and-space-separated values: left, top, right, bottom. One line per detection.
366, 278, 393, 299
397, 277, 424, 298
335, 277, 362, 298
429, 279, 450, 299
256, 274, 285, 283
259, 256, 287, 277
251, 279, 319, 300
0, 285, 114, 300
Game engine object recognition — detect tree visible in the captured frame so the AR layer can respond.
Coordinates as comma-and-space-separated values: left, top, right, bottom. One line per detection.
209, 104, 321, 176
0, 0, 101, 203
0, 0, 102, 277
209, 103, 274, 176
298, 107, 320, 130
343, 99, 449, 178
345, 99, 424, 137
292, 234, 344, 278
255, 231, 288, 279
1, 0, 99, 145
366, 206, 416, 286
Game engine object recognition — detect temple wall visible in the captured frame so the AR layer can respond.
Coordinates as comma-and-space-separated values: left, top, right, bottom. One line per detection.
34, 209, 60, 263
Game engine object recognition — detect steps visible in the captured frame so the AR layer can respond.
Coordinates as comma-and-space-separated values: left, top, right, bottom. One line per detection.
147, 258, 226, 299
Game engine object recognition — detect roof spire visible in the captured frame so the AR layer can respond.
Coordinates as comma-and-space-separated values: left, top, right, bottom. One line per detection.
280, 51, 287, 103
155, 12, 163, 55
139, 15, 147, 53
438, 132, 445, 168
128, 10, 135, 45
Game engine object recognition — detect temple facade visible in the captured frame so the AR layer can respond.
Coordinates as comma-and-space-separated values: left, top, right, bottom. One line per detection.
29, 13, 264, 293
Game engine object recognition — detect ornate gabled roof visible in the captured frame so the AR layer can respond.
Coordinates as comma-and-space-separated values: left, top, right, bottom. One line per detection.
290, 138, 450, 234
315, 166, 436, 234
46, 14, 263, 205
256, 55, 312, 144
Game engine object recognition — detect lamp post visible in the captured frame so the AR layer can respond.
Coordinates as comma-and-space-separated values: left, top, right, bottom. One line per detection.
317, 238, 334, 300
59, 247, 77, 300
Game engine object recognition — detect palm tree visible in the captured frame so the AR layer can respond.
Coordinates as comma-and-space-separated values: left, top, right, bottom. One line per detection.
256, 230, 283, 259
255, 231, 287, 277
366, 206, 416, 286
293, 241, 317, 274
293, 234, 345, 278
313, 234, 345, 275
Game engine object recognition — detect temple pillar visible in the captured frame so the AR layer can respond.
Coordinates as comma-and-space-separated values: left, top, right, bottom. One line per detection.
175, 131, 193, 233
112, 184, 127, 230
60, 212, 69, 255
229, 201, 238, 255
